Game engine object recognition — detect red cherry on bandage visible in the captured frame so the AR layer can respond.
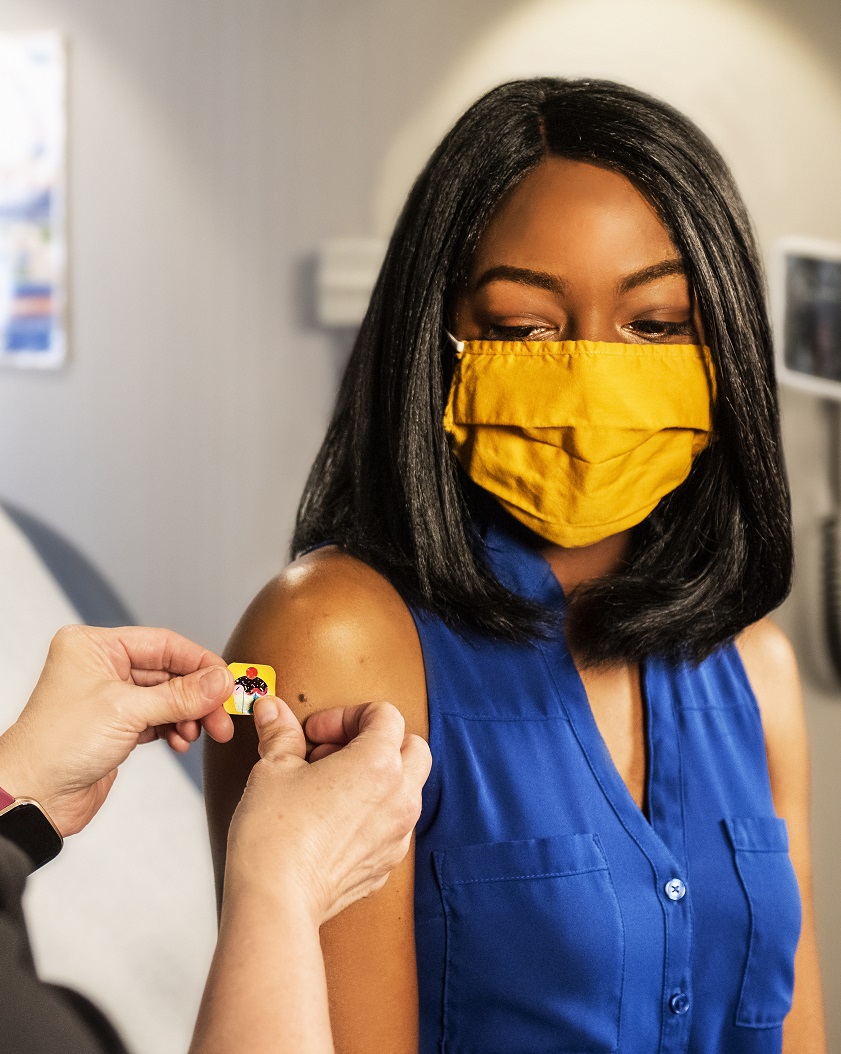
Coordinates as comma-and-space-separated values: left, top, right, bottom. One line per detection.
246, 666, 258, 678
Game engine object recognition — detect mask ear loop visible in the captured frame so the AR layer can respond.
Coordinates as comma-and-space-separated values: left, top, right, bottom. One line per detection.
444, 329, 465, 353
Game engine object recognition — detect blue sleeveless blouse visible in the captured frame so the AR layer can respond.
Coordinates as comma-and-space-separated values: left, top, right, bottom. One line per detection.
410, 522, 801, 1054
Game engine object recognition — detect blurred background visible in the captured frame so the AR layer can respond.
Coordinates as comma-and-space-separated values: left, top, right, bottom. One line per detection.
0, 0, 839, 1051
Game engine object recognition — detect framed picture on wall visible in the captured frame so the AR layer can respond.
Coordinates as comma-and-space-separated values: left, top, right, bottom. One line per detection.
0, 33, 66, 369
773, 236, 841, 400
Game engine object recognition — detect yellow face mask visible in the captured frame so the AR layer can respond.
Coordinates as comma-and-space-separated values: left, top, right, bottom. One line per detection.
443, 337, 715, 549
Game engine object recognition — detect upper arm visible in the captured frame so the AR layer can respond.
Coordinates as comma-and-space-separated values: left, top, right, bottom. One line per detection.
736, 619, 826, 1052
203, 548, 428, 1054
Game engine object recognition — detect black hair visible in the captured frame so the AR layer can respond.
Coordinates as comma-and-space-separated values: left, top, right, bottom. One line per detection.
293, 78, 792, 666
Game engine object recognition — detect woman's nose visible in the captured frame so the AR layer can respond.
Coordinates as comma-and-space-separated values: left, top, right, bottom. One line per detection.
561, 308, 619, 343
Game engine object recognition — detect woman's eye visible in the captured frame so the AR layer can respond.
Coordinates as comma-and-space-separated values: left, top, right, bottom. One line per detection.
484, 324, 557, 340
627, 318, 697, 340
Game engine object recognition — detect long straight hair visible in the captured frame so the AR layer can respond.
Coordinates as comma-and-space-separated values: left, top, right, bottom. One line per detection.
293, 78, 792, 665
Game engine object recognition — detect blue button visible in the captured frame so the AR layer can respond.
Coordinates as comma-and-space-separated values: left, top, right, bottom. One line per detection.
665, 877, 686, 901
669, 991, 690, 1015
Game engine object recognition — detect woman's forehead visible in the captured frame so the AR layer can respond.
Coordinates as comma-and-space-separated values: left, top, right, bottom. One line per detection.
468, 157, 680, 288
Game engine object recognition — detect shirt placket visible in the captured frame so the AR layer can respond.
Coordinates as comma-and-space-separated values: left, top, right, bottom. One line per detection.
645, 659, 694, 1053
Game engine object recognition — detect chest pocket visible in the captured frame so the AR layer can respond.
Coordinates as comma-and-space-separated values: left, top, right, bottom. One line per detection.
433, 832, 623, 1054
726, 817, 802, 1028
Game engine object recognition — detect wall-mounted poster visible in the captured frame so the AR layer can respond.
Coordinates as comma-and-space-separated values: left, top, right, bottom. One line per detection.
0, 33, 66, 369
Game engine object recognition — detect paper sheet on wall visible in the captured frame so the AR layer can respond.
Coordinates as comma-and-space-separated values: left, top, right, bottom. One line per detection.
0, 33, 66, 368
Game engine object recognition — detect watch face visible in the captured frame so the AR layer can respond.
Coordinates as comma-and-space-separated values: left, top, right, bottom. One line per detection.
0, 800, 62, 870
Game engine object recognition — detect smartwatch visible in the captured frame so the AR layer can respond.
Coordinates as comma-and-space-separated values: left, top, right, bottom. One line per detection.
0, 786, 63, 872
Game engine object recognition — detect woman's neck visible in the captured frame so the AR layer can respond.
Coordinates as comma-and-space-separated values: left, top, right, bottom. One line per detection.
538, 529, 633, 595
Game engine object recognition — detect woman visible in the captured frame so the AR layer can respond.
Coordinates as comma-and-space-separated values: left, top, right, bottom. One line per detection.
205, 78, 825, 1052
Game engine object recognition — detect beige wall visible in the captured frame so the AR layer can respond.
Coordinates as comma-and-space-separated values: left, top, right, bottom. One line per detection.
0, 0, 839, 1046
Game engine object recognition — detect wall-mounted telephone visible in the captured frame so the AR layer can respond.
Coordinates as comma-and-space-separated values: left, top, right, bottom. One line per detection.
773, 237, 841, 684
773, 237, 841, 400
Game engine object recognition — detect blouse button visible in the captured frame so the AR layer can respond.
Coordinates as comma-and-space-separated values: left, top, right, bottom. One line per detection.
669, 991, 690, 1015
665, 877, 686, 901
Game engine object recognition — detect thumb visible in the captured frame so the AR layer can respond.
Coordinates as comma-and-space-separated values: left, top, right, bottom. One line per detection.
143, 665, 233, 726
254, 697, 307, 762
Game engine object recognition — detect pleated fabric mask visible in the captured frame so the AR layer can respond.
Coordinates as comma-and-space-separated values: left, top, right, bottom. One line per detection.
443, 337, 716, 548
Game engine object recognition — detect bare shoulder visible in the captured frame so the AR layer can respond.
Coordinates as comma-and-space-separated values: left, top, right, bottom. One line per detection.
735, 618, 808, 809
735, 618, 801, 728
226, 546, 428, 736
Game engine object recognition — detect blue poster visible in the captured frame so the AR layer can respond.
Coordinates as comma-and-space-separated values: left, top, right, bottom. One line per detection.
0, 33, 66, 368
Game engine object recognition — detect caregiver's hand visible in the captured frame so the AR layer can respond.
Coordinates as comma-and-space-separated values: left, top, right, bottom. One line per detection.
224, 698, 432, 925
0, 625, 234, 837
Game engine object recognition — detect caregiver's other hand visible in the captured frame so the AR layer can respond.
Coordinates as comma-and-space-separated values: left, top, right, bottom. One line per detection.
224, 698, 432, 925
0, 625, 235, 837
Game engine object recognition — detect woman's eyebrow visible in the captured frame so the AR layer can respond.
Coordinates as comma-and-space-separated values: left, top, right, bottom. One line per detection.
472, 261, 686, 296
617, 258, 686, 294
473, 265, 566, 295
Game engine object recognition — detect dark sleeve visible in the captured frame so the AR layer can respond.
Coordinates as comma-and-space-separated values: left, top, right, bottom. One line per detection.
0, 837, 131, 1054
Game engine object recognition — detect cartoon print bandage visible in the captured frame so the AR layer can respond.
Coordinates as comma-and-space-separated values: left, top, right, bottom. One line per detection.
224, 662, 276, 715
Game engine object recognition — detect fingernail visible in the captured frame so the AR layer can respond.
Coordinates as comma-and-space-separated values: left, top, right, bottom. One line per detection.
254, 697, 279, 728
200, 666, 231, 700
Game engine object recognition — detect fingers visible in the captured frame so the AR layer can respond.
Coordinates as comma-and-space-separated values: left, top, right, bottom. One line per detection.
142, 664, 233, 727
200, 707, 235, 744
400, 732, 432, 786
111, 626, 227, 678
301, 705, 355, 745
307, 742, 343, 762
129, 669, 172, 688
175, 719, 201, 743
253, 697, 307, 763
151, 710, 235, 754
164, 725, 192, 753
305, 701, 406, 749
305, 705, 430, 793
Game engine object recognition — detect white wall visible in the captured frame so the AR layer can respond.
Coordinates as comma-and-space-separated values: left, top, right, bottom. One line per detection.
0, 0, 840, 1047
0, 1, 324, 653
0, 0, 516, 656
